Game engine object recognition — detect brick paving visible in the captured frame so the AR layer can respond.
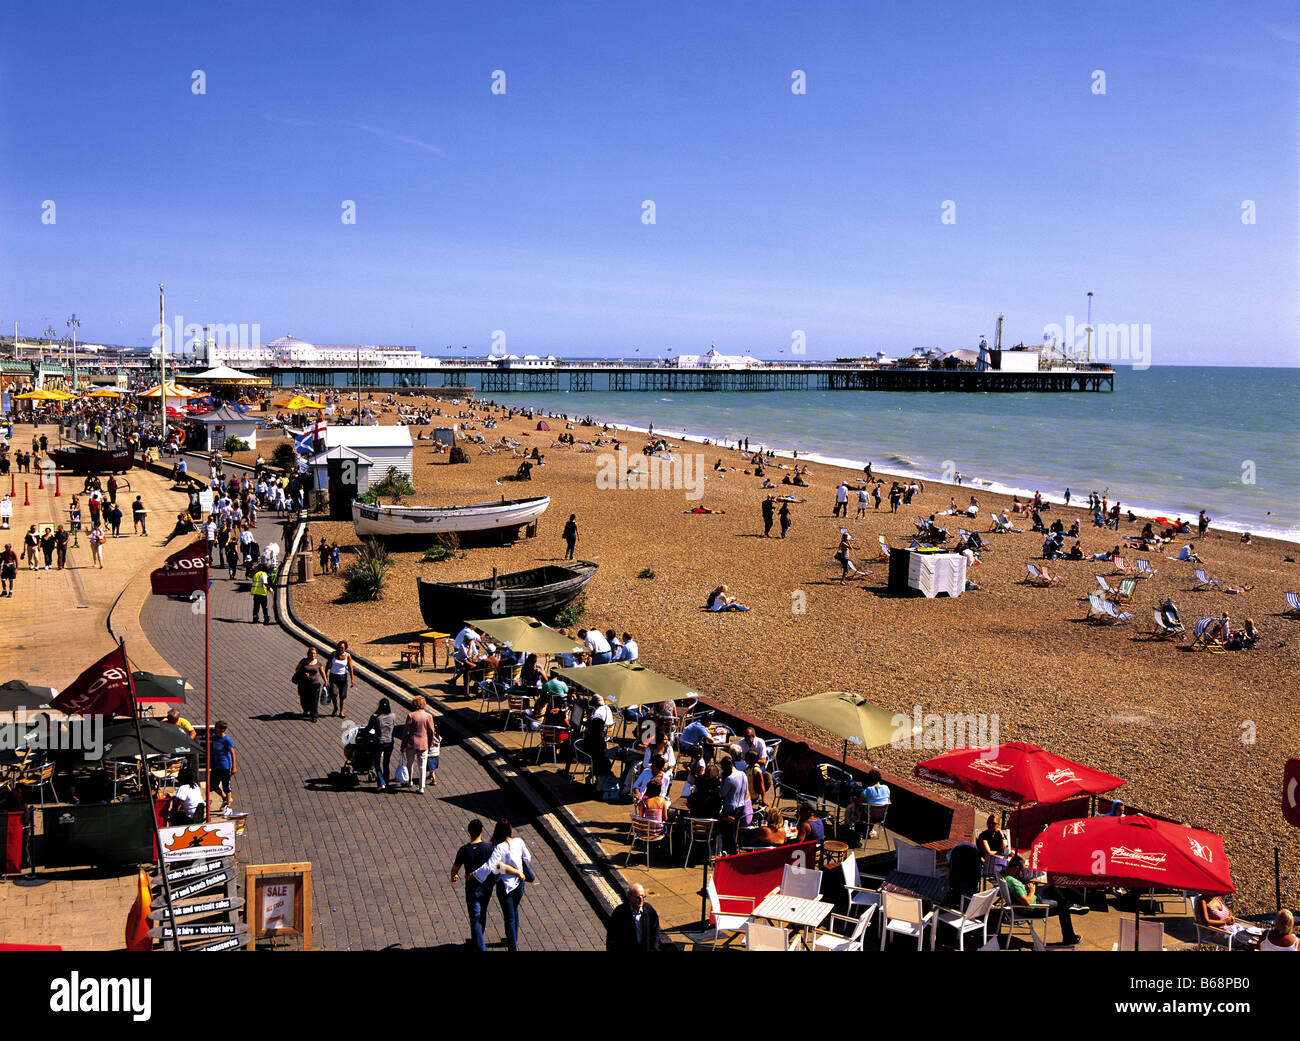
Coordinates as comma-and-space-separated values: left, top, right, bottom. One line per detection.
139, 530, 606, 951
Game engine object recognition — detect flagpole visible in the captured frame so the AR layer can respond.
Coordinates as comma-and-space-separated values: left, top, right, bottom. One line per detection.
123, 639, 182, 951
204, 529, 211, 816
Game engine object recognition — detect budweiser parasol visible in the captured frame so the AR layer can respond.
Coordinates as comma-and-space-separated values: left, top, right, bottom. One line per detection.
913, 741, 1125, 807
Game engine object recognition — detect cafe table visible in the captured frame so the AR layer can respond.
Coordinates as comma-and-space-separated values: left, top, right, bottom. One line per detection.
752, 893, 831, 944
881, 871, 950, 905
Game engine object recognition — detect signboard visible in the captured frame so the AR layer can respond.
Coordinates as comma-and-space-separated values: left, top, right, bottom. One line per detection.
150, 856, 233, 887
160, 821, 237, 862
1285, 758, 1300, 828
147, 895, 244, 923
198, 489, 214, 513
245, 862, 312, 950
149, 921, 248, 941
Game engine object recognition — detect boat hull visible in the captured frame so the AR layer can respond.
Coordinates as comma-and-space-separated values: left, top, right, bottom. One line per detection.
417, 561, 598, 629
49, 447, 134, 473
352, 496, 549, 539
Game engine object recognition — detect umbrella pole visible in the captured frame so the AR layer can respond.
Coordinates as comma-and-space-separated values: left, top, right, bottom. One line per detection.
125, 647, 182, 951
204, 529, 211, 816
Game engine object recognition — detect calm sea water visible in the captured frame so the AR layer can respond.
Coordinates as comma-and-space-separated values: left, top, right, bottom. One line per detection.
483, 366, 1300, 541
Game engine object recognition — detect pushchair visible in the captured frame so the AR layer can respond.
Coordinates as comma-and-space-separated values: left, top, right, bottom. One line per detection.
332, 720, 378, 788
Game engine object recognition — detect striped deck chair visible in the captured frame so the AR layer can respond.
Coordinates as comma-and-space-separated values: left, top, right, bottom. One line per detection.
1095, 574, 1116, 595
1151, 610, 1182, 640
1193, 569, 1219, 590
877, 535, 892, 560
1039, 563, 1063, 584
1100, 599, 1133, 624
1085, 593, 1109, 622
1109, 578, 1136, 603
1135, 558, 1156, 579
989, 514, 1009, 534
1284, 592, 1300, 616
1189, 617, 1220, 649
1025, 563, 1051, 587
914, 516, 930, 537
1111, 556, 1129, 574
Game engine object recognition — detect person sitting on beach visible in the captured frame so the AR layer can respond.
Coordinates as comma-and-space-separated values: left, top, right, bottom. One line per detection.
966, 497, 979, 518
792, 473, 809, 487
707, 584, 749, 611
782, 473, 793, 485
1031, 510, 1048, 533
685, 505, 724, 514
1064, 541, 1083, 560
1177, 544, 1201, 563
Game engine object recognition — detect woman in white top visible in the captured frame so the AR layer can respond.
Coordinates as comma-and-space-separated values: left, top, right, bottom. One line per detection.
1258, 909, 1298, 951
327, 641, 354, 718
473, 819, 533, 951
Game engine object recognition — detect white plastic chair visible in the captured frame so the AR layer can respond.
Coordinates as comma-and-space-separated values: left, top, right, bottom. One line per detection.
812, 906, 876, 951
705, 877, 755, 950
746, 921, 801, 951
935, 888, 999, 951
840, 853, 882, 914
880, 891, 936, 951
895, 844, 938, 877
777, 863, 822, 901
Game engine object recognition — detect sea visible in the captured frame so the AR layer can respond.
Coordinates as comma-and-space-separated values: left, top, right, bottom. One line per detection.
479, 366, 1300, 542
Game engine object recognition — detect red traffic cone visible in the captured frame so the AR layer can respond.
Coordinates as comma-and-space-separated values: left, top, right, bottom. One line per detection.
23, 482, 30, 506
7, 474, 12, 496
37, 470, 44, 490
55, 473, 61, 498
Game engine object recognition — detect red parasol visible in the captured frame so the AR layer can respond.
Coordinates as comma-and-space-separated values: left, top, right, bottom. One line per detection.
914, 741, 1126, 807
1029, 814, 1234, 894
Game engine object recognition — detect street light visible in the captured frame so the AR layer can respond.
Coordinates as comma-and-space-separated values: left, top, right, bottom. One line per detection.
66, 313, 81, 392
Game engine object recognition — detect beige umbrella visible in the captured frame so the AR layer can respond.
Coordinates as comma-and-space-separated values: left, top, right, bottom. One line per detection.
466, 615, 581, 658
554, 661, 695, 709
772, 691, 922, 830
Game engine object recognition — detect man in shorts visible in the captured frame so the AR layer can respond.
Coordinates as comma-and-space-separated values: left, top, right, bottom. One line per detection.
209, 721, 237, 813
0, 542, 17, 596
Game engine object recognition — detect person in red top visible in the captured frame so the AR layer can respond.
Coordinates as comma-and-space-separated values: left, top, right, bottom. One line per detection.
400, 695, 439, 794
1, 542, 18, 596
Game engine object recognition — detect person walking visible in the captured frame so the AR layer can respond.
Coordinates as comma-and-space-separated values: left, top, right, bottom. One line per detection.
562, 513, 577, 560
327, 640, 354, 718
761, 494, 775, 537
450, 819, 494, 950
834, 481, 848, 518
209, 720, 236, 813
293, 646, 326, 721
399, 695, 439, 794
108, 502, 123, 538
605, 882, 661, 952
39, 527, 55, 569
472, 819, 534, 952
778, 501, 792, 539
132, 495, 148, 536
1, 543, 17, 596
250, 560, 272, 625
88, 524, 106, 568
23, 525, 38, 570
107, 474, 118, 505
54, 525, 68, 570
366, 698, 397, 788
226, 529, 240, 579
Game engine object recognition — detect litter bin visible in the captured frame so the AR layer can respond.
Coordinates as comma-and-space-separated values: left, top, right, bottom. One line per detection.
298, 552, 314, 583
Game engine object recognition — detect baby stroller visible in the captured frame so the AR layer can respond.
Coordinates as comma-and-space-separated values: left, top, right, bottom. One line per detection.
332, 720, 377, 788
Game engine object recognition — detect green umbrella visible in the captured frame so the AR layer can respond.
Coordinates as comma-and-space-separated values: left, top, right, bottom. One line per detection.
102, 720, 201, 760
130, 671, 188, 704
771, 691, 922, 832
0, 679, 56, 713
465, 616, 582, 658
554, 662, 695, 709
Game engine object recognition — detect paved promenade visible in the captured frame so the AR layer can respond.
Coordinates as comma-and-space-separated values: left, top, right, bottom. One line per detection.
138, 527, 607, 951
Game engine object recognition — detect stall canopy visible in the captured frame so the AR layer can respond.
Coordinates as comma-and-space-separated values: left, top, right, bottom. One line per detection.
554, 662, 694, 708
137, 382, 199, 398
87, 387, 124, 398
466, 616, 580, 657
276, 395, 326, 410
188, 365, 271, 387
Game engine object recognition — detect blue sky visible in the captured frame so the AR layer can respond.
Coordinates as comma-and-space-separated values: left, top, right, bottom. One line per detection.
1, 1, 1297, 364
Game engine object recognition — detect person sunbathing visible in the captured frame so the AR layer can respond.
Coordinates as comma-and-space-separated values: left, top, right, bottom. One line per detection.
707, 584, 749, 611
685, 506, 724, 514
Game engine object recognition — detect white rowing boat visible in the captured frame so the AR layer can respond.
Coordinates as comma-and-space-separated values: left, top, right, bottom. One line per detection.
351, 495, 550, 538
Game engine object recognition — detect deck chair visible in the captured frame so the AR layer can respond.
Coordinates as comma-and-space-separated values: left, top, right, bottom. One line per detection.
1111, 556, 1129, 574
1110, 578, 1136, 603
1025, 563, 1050, 587
1100, 599, 1133, 624
990, 514, 1010, 534
1135, 558, 1156, 579
1190, 617, 1222, 649
876, 535, 891, 560
1094, 574, 1116, 595
1193, 569, 1219, 590
1284, 592, 1300, 616
1038, 563, 1063, 584
1085, 593, 1109, 622
1151, 610, 1182, 640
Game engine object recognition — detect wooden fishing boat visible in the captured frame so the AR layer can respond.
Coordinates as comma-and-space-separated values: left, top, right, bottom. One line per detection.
48, 445, 134, 473
417, 560, 598, 629
352, 495, 549, 539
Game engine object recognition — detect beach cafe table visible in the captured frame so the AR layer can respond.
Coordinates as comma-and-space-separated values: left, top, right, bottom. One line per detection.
882, 871, 950, 905
752, 893, 831, 945
417, 631, 450, 669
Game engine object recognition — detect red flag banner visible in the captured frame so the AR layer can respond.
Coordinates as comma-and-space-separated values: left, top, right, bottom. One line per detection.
50, 645, 134, 718
150, 538, 208, 596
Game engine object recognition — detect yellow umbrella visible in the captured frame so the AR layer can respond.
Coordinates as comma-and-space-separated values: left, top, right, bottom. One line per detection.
278, 395, 326, 411
45, 388, 77, 400
13, 389, 61, 400
466, 616, 580, 658
137, 382, 198, 398
88, 387, 124, 398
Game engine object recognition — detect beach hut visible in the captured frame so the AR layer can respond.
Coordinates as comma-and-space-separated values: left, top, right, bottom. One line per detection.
188, 403, 260, 451
306, 444, 375, 497
323, 424, 414, 485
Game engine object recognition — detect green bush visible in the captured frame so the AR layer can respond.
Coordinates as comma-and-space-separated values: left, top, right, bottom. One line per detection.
369, 466, 414, 502
423, 544, 452, 563
342, 539, 391, 601
555, 596, 586, 628
224, 435, 250, 453
272, 442, 297, 472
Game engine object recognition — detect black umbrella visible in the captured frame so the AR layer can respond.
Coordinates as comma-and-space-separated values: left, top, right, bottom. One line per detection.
130, 671, 187, 704
0, 679, 56, 713
102, 719, 201, 760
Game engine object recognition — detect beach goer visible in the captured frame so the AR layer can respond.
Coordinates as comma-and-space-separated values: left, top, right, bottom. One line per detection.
795, 801, 825, 844
1, 543, 18, 596
856, 487, 869, 518
165, 706, 196, 739
250, 560, 272, 625
834, 481, 848, 518
472, 819, 534, 952
367, 698, 397, 788
39, 527, 55, 569
23, 525, 38, 570
562, 513, 578, 560
209, 721, 236, 813
761, 494, 775, 537
719, 756, 750, 854
1198, 510, 1210, 536
399, 695, 439, 794
54, 525, 68, 569
1001, 854, 1082, 946
294, 646, 326, 720
450, 819, 494, 950
1258, 909, 1298, 951
168, 767, 206, 826
606, 882, 661, 952
707, 584, 749, 611
88, 524, 106, 568
749, 807, 788, 848
327, 640, 354, 717
779, 501, 792, 537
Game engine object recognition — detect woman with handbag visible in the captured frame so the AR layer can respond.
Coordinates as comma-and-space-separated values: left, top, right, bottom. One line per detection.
367, 698, 397, 789
293, 646, 326, 721
473, 819, 534, 951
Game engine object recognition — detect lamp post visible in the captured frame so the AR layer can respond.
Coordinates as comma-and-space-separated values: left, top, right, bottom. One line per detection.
66, 313, 80, 393
1085, 291, 1093, 365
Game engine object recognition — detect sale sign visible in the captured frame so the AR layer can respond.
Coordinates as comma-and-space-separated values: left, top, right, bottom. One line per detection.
261, 879, 297, 930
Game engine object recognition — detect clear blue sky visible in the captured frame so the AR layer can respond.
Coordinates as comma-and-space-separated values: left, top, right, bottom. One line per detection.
1, 1, 1297, 364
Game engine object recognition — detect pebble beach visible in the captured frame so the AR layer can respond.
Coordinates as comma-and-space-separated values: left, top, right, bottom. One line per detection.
290, 395, 1299, 914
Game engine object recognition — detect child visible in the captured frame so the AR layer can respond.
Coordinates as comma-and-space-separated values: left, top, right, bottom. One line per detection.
330, 544, 341, 574
426, 721, 442, 787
